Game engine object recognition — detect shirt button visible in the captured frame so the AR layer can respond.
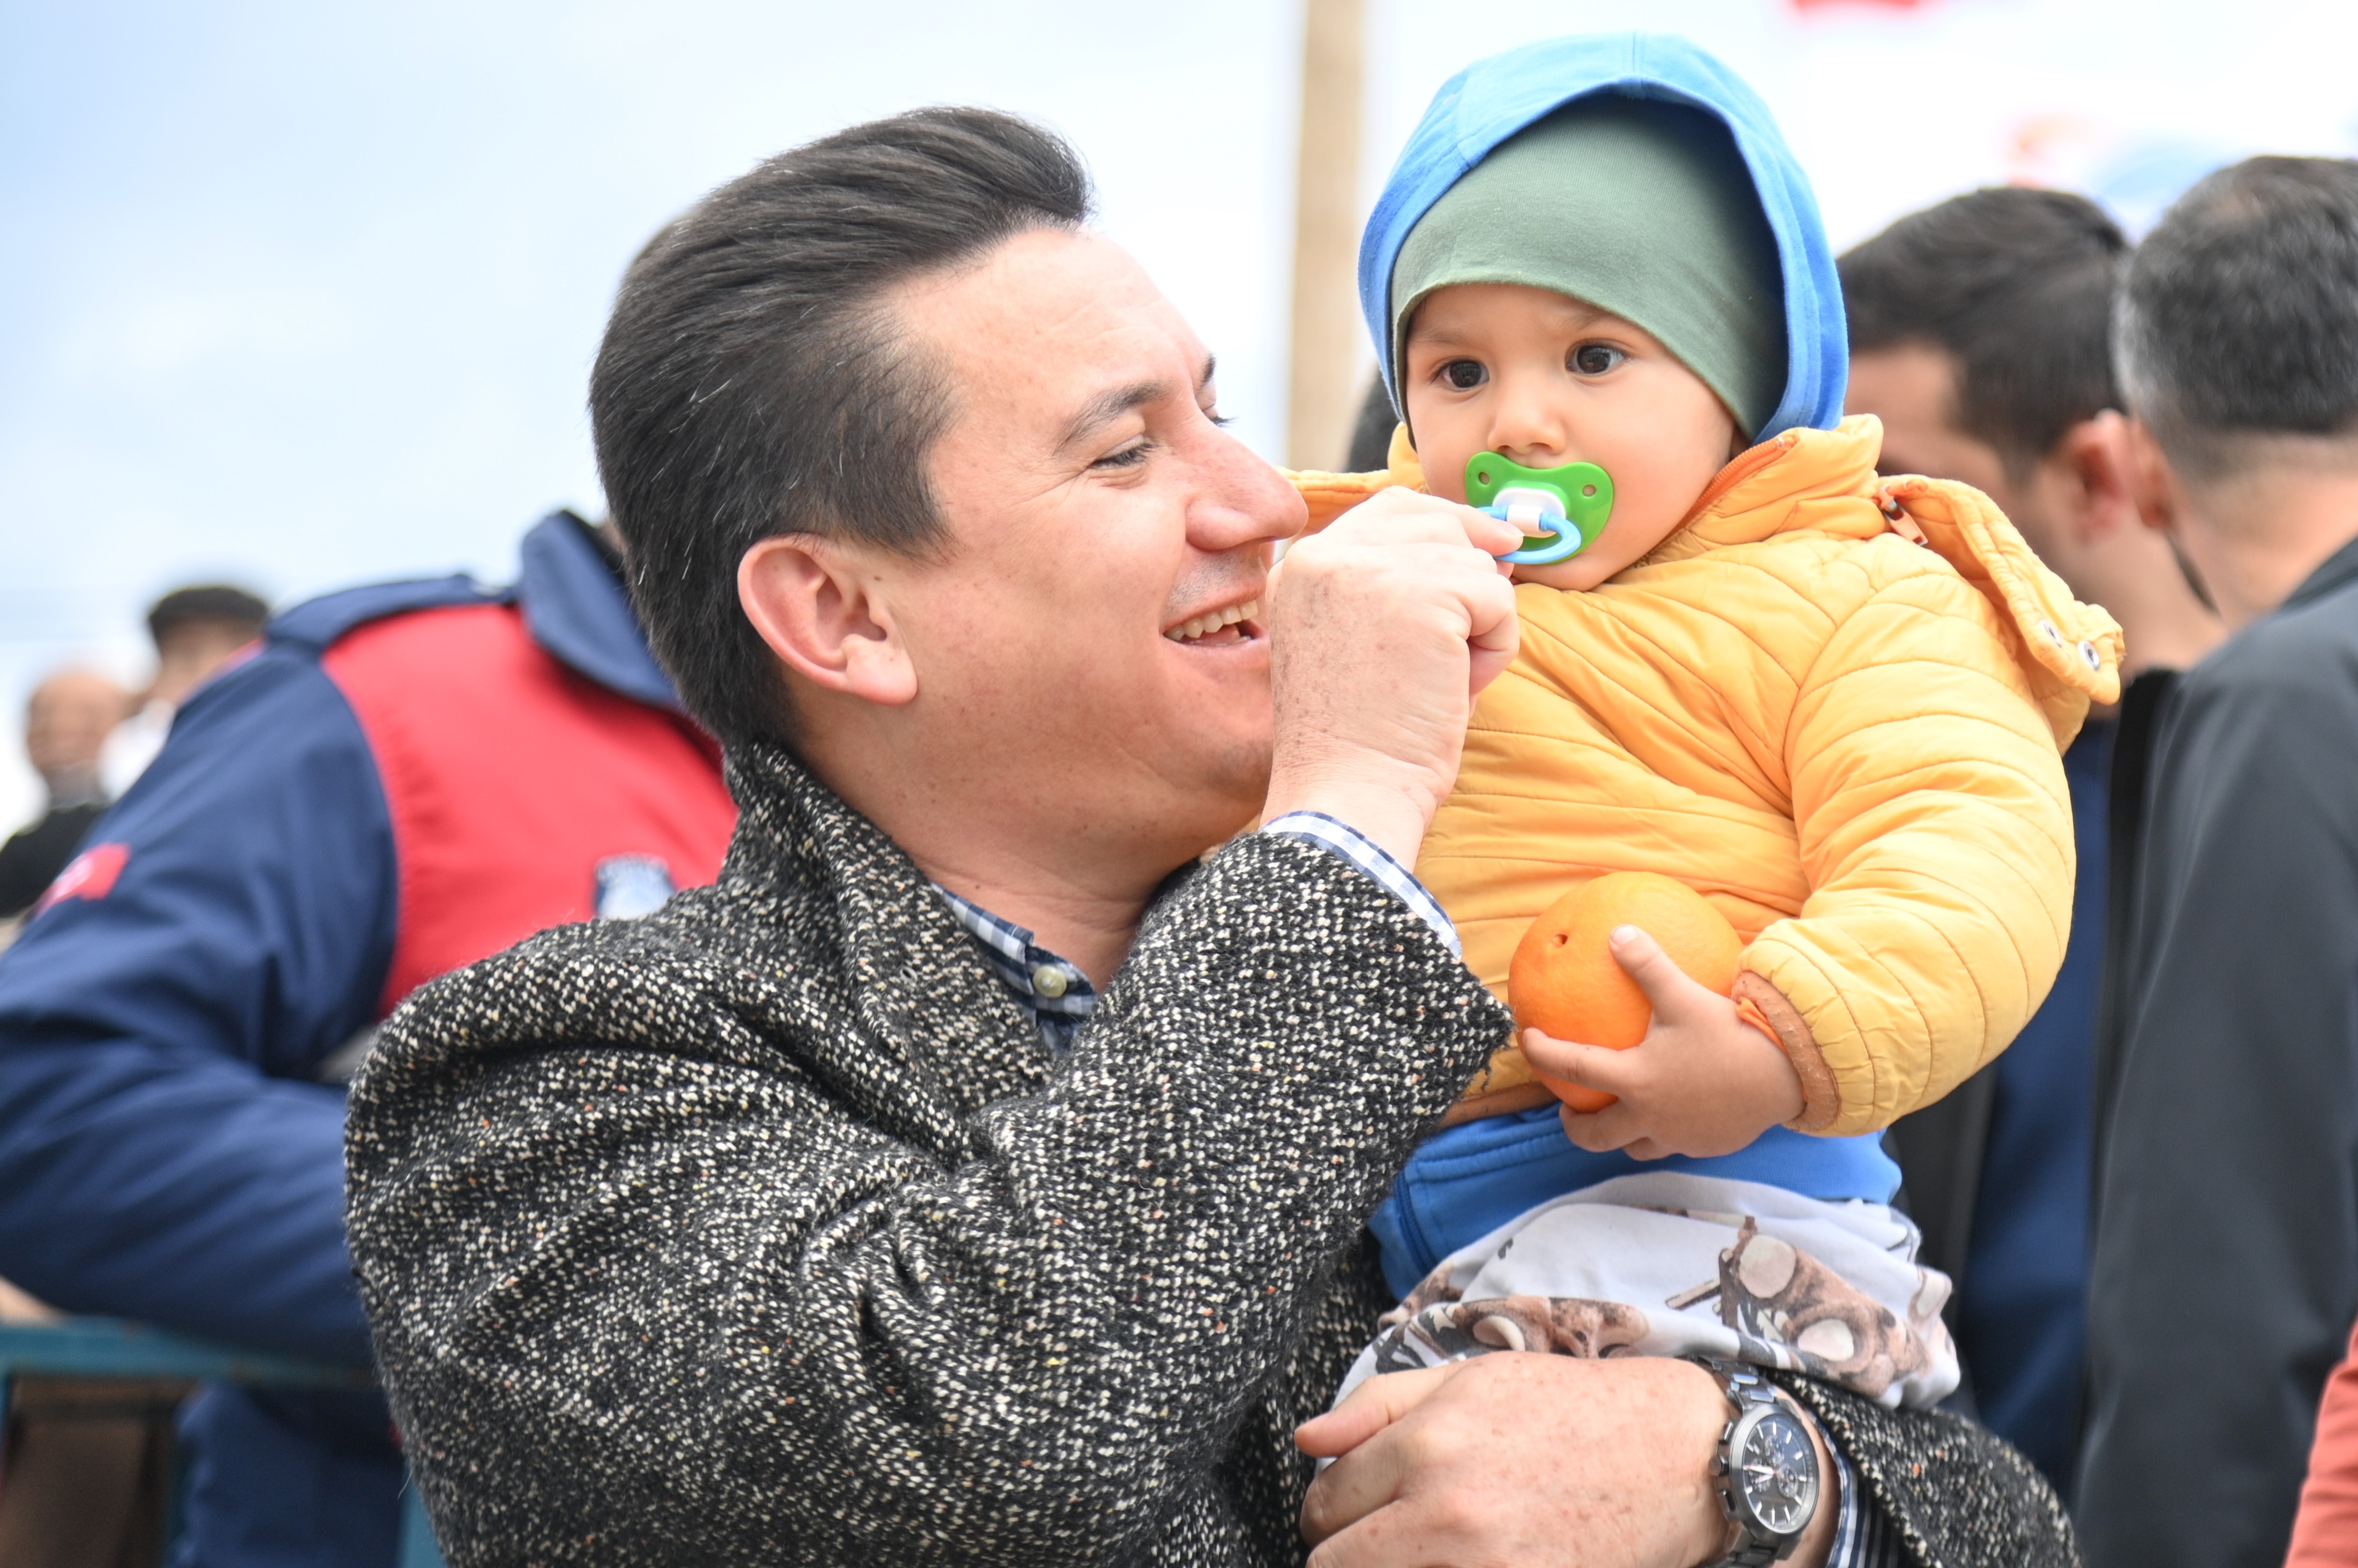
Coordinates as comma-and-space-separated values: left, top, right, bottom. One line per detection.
1032, 964, 1069, 999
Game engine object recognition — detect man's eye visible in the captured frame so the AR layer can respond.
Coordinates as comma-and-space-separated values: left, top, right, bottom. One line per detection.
1093, 440, 1152, 470
1441, 359, 1487, 390
1571, 344, 1626, 376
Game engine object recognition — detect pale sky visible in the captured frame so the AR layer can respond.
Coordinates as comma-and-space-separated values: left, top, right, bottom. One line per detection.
6, 0, 2355, 831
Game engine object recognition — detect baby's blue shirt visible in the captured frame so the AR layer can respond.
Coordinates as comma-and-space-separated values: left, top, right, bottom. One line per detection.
1369, 1107, 1900, 1298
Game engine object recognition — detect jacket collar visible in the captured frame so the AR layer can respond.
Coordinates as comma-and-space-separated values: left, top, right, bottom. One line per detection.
1645, 415, 1885, 564
515, 512, 682, 712
2282, 530, 2358, 613
723, 740, 1052, 1153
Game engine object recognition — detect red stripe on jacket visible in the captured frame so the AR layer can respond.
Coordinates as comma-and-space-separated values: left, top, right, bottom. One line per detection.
321, 603, 735, 1016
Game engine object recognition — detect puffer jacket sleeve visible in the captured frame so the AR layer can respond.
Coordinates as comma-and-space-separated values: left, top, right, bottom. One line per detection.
1739, 546, 2078, 1136
1285, 424, 1432, 534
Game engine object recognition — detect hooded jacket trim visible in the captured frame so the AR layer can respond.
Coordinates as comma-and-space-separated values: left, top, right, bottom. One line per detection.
1359, 33, 1848, 441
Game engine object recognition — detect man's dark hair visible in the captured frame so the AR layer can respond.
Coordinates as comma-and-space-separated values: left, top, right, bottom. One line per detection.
1840, 186, 2126, 470
147, 585, 268, 649
592, 108, 1094, 747
2118, 156, 2358, 480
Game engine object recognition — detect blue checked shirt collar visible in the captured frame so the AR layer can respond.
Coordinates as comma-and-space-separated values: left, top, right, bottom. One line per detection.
936, 815, 1462, 1059
932, 884, 1096, 1057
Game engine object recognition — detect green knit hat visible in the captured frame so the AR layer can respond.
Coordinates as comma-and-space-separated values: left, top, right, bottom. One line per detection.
1389, 93, 1787, 438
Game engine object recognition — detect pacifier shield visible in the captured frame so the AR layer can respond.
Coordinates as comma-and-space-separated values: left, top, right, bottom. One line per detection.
1464, 452, 1614, 565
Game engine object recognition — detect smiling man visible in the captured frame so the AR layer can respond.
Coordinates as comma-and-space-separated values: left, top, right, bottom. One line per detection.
345, 108, 2073, 1568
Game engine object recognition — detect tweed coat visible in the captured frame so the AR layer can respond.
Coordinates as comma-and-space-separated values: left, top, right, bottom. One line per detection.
345, 742, 2078, 1566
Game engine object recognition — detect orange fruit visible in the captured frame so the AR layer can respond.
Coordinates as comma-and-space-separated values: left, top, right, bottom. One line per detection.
1509, 871, 1742, 1112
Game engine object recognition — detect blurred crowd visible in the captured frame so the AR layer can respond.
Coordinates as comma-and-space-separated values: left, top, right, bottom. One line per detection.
3, 147, 2358, 1568
0, 588, 268, 934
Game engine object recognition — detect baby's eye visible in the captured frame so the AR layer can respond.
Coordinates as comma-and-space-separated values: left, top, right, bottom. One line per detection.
1570, 343, 1626, 377
1440, 359, 1488, 391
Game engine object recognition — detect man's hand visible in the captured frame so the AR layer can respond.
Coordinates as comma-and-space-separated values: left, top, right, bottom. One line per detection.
1260, 488, 1521, 866
1294, 1355, 1839, 1568
1526, 926, 1804, 1159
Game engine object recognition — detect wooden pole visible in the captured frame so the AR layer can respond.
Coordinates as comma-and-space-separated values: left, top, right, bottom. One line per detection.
1286, 0, 1366, 471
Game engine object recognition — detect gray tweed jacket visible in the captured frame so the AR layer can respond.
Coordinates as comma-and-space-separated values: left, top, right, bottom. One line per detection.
345, 742, 2077, 1566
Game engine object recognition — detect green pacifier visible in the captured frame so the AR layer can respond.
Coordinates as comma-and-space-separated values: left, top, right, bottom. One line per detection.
1465, 452, 1614, 565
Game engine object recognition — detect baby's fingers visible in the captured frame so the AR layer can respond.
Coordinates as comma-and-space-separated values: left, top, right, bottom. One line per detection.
1521, 1027, 1640, 1096
1561, 1100, 1646, 1152
1608, 925, 1716, 1021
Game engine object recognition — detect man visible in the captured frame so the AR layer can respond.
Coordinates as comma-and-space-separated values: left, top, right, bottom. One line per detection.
1837, 187, 2221, 1492
2079, 156, 2358, 1567
0, 511, 735, 1567
346, 107, 2072, 1567
0, 669, 128, 921
100, 584, 271, 797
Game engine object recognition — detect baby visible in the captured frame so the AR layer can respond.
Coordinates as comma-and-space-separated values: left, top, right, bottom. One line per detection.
1292, 35, 2121, 1414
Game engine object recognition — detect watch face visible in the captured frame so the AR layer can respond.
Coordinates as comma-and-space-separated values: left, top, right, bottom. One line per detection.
1737, 1411, 1820, 1534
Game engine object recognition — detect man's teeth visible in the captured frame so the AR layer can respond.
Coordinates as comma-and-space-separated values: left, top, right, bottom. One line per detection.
1165, 598, 1260, 642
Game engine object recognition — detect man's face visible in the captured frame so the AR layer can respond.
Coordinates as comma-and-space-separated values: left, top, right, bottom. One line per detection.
1845, 343, 2047, 536
879, 228, 1303, 862
25, 671, 124, 786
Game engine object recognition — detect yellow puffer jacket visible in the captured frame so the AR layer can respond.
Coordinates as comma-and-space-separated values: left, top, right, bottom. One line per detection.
1287, 415, 2124, 1138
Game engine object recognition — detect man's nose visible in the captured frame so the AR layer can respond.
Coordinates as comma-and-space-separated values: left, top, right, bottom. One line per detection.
1188, 426, 1307, 552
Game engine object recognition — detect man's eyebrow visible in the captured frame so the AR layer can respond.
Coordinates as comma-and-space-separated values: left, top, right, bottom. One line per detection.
1059, 379, 1169, 453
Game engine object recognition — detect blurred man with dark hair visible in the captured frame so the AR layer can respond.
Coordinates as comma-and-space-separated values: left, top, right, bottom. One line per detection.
99, 584, 270, 797
0, 669, 129, 922
1837, 187, 2220, 1496
2077, 156, 2358, 1568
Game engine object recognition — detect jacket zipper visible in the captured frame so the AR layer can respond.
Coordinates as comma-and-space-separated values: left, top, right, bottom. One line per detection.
1678, 433, 1796, 528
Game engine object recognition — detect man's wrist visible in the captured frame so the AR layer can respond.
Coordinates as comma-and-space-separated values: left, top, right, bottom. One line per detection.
1683, 1362, 1842, 1568
1780, 1392, 1841, 1568
1260, 771, 1431, 869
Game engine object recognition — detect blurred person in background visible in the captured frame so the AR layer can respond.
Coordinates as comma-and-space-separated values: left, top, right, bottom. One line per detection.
0, 506, 735, 1568
1344, 374, 1399, 474
0, 669, 130, 924
100, 586, 270, 798
1835, 186, 2222, 1497
2078, 156, 2358, 1568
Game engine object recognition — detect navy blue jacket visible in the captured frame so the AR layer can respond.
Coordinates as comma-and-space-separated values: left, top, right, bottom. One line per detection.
0, 515, 733, 1567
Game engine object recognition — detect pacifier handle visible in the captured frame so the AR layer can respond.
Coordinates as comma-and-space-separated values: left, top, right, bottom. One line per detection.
1463, 452, 1613, 568
1489, 487, 1584, 566
1498, 528, 1584, 566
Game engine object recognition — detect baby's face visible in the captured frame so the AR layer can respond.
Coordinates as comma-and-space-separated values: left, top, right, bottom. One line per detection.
1402, 283, 1745, 590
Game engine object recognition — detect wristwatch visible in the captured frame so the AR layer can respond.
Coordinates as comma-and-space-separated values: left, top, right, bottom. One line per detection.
1689, 1356, 1821, 1565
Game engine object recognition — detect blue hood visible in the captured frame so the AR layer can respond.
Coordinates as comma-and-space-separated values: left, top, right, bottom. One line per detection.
1360, 32, 1847, 441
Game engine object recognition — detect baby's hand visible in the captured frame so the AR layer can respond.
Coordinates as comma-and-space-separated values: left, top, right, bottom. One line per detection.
1520, 925, 1803, 1160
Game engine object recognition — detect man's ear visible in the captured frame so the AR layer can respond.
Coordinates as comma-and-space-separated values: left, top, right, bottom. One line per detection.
2097, 411, 2182, 538
737, 536, 919, 707
2053, 411, 2145, 544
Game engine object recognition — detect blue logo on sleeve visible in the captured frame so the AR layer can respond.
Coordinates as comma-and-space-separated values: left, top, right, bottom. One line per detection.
594, 854, 674, 920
